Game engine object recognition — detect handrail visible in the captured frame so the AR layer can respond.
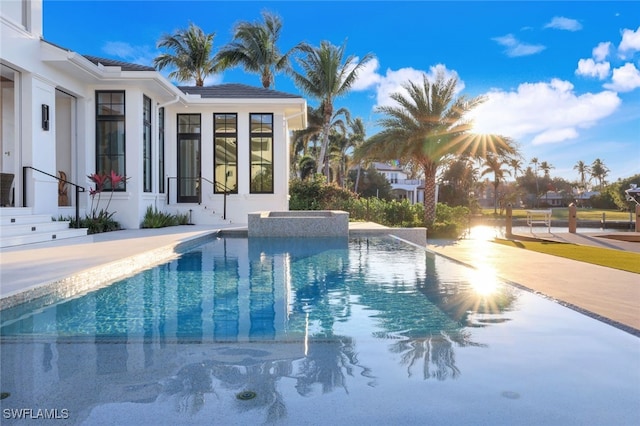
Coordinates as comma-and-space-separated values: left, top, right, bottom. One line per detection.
23, 166, 86, 228
166, 176, 233, 220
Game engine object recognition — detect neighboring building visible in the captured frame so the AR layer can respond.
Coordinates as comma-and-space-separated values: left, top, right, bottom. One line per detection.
0, 0, 307, 229
371, 162, 425, 204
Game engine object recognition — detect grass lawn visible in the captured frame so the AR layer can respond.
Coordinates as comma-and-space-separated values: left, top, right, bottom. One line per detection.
493, 239, 640, 274
481, 208, 632, 221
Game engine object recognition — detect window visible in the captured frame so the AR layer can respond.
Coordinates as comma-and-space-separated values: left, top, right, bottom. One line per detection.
143, 95, 152, 192
249, 113, 273, 193
214, 114, 238, 194
158, 107, 165, 193
96, 91, 125, 190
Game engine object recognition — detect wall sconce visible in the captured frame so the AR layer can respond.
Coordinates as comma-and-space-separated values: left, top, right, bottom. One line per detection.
41, 104, 50, 131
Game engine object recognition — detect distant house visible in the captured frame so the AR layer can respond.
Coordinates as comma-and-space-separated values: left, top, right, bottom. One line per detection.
371, 162, 425, 205
0, 0, 307, 229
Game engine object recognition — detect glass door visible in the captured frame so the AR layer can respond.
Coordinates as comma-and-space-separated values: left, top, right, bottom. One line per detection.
177, 114, 201, 203
177, 136, 200, 203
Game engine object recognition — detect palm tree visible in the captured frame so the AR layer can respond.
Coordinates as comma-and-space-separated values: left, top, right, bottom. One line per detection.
573, 160, 591, 191
347, 118, 367, 193
590, 158, 609, 188
480, 155, 511, 214
154, 23, 217, 87
291, 105, 323, 178
291, 105, 350, 179
530, 157, 540, 207
508, 158, 523, 181
328, 116, 367, 187
291, 40, 374, 177
214, 11, 298, 89
356, 71, 516, 224
540, 161, 554, 178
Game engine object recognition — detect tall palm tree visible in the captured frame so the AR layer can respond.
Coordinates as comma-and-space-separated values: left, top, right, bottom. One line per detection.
346, 118, 367, 193
356, 71, 516, 224
291, 40, 374, 176
154, 23, 217, 87
530, 157, 540, 207
291, 105, 323, 178
590, 158, 609, 188
573, 160, 591, 190
480, 155, 511, 214
214, 11, 297, 89
291, 105, 350, 179
508, 157, 523, 181
540, 161, 554, 178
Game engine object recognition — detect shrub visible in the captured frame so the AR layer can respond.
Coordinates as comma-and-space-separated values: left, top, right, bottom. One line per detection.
62, 212, 121, 234
429, 204, 470, 239
141, 206, 189, 228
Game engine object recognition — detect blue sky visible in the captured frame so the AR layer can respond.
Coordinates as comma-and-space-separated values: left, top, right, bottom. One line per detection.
43, 1, 640, 183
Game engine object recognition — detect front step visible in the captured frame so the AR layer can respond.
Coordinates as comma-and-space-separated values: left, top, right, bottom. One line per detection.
0, 207, 88, 248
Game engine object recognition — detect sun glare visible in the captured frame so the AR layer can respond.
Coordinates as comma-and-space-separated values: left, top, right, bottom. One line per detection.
467, 265, 500, 296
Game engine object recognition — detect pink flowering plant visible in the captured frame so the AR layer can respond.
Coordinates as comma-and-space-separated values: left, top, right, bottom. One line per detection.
83, 170, 128, 233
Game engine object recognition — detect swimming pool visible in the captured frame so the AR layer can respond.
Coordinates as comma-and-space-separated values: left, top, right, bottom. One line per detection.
1, 236, 638, 425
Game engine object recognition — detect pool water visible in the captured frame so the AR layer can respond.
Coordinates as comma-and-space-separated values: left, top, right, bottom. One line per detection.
1, 236, 638, 425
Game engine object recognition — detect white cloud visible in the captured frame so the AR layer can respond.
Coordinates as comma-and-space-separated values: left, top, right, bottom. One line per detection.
604, 63, 640, 92
618, 26, 640, 58
373, 64, 464, 109
492, 34, 546, 57
544, 16, 583, 32
102, 41, 157, 67
469, 79, 621, 145
532, 128, 578, 145
592, 42, 611, 61
576, 58, 610, 80
350, 57, 382, 91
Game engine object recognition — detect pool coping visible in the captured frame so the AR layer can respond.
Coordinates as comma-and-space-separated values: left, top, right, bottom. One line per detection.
0, 230, 218, 311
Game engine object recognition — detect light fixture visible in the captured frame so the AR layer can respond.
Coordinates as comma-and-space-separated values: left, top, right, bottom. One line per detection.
41, 104, 49, 131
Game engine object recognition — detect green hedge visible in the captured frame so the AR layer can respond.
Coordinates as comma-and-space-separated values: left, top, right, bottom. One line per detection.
289, 177, 470, 238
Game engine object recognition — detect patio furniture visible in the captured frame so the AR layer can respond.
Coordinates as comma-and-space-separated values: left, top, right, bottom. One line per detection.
1, 172, 14, 206
526, 209, 552, 232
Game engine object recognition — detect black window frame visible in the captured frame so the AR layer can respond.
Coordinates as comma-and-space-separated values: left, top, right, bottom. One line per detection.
95, 90, 126, 191
158, 107, 165, 193
143, 95, 152, 193
214, 113, 238, 194
176, 113, 201, 203
249, 113, 274, 194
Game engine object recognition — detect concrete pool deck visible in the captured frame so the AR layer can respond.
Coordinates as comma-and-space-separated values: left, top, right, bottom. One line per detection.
0, 223, 638, 335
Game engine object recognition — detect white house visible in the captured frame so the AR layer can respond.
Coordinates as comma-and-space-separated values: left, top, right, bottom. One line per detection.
0, 0, 307, 233
371, 162, 424, 204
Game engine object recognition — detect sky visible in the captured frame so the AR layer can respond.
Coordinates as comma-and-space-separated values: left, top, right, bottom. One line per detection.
42, 1, 640, 183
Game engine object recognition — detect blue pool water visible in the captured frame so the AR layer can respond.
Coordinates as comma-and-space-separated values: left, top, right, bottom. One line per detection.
1, 236, 638, 425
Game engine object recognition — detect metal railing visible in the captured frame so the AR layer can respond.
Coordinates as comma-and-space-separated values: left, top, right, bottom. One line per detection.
167, 176, 235, 220
22, 166, 86, 228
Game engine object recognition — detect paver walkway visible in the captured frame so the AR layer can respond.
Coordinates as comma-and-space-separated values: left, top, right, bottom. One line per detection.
427, 234, 640, 335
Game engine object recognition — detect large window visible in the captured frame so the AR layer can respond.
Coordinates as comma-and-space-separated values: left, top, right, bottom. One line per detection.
214, 114, 238, 194
96, 91, 125, 190
249, 113, 273, 193
177, 114, 201, 203
158, 107, 165, 193
143, 95, 152, 192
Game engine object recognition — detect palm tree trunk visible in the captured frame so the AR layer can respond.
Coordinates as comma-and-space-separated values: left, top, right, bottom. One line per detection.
316, 121, 331, 178
422, 163, 438, 224
354, 164, 361, 193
